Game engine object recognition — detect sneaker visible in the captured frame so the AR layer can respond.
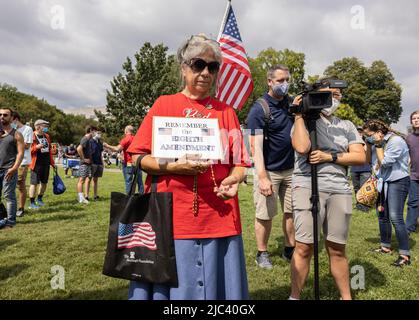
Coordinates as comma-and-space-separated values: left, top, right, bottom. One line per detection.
255, 252, 273, 270
94, 196, 100, 201
85, 197, 89, 201
28, 203, 40, 210
79, 198, 89, 204
391, 255, 411, 267
16, 209, 25, 218
0, 219, 15, 229
37, 199, 45, 207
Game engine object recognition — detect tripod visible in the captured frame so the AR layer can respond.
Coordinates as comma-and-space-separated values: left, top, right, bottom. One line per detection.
306, 111, 321, 300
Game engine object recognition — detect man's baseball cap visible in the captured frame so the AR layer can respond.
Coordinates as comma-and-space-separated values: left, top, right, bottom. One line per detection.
34, 119, 50, 126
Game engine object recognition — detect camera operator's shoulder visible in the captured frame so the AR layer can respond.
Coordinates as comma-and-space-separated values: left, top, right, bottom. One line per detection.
335, 117, 358, 132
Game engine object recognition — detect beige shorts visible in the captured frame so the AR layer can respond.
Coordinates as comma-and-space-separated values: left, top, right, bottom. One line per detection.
253, 169, 293, 220
292, 187, 352, 245
17, 166, 28, 183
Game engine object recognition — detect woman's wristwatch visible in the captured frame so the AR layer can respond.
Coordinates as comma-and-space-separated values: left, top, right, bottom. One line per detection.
331, 152, 338, 163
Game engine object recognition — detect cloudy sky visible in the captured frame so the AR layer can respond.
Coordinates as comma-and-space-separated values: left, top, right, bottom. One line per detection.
0, 0, 417, 132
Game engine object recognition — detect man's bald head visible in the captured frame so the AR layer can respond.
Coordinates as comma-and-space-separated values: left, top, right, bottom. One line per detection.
125, 125, 134, 134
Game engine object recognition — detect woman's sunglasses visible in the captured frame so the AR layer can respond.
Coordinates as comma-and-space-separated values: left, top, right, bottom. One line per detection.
186, 58, 220, 74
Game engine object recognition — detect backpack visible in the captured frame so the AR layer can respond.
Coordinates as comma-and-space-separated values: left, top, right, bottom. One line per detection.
53, 168, 66, 195
246, 95, 293, 141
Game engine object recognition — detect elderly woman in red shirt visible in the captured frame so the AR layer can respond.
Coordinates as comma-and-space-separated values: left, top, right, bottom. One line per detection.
127, 34, 250, 300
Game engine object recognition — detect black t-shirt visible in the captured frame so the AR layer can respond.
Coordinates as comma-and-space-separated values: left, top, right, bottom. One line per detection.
35, 134, 50, 166
80, 136, 92, 163
246, 93, 295, 171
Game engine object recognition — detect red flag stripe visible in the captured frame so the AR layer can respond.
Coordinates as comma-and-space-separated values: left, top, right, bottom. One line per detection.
221, 57, 252, 78
225, 73, 245, 105
233, 79, 253, 109
118, 236, 156, 245
219, 36, 246, 54
119, 233, 156, 242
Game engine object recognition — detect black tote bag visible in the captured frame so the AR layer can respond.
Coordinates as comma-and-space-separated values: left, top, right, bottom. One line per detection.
102, 155, 177, 286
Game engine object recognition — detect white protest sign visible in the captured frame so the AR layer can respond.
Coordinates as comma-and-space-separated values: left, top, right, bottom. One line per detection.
152, 117, 222, 160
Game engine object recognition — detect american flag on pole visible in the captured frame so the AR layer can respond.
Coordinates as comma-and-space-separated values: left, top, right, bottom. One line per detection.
118, 222, 157, 250
216, 1, 253, 110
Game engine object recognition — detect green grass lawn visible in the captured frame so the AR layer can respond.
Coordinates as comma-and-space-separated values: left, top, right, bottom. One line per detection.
0, 168, 418, 300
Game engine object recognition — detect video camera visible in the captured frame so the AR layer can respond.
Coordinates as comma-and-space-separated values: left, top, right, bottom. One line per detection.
289, 79, 348, 114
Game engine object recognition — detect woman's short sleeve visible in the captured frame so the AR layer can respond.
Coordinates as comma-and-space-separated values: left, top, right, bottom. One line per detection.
127, 97, 162, 155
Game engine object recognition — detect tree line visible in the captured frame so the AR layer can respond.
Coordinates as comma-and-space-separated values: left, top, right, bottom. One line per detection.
98, 42, 402, 132
1, 42, 403, 143
0, 83, 100, 145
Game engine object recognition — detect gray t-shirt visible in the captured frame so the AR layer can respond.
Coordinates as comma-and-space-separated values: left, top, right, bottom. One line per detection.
292, 115, 364, 194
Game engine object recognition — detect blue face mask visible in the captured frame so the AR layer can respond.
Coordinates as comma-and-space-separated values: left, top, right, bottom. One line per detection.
272, 82, 289, 97
365, 135, 376, 144
42, 127, 49, 133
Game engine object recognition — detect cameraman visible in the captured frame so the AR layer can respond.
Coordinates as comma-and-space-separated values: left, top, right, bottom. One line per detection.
289, 79, 366, 300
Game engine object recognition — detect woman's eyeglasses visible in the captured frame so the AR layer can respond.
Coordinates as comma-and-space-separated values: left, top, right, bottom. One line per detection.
186, 58, 220, 74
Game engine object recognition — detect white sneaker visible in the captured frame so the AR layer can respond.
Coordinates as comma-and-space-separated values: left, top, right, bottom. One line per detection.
79, 198, 89, 204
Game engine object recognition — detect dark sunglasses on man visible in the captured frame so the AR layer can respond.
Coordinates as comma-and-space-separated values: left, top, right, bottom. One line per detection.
186, 58, 220, 74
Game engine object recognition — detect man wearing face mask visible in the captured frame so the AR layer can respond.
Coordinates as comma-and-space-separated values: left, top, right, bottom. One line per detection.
28, 119, 56, 210
86, 127, 104, 201
289, 78, 366, 300
246, 65, 296, 269
76, 126, 94, 204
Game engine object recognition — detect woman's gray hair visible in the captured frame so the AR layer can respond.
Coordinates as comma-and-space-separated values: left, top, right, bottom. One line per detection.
177, 34, 223, 65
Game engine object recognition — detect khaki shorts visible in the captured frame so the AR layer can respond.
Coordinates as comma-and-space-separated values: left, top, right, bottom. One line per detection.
253, 169, 293, 220
292, 187, 352, 245
17, 166, 29, 183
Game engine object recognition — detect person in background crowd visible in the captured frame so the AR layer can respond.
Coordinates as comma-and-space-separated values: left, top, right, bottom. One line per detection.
363, 119, 411, 267
63, 143, 79, 178
86, 127, 104, 201
28, 119, 56, 210
104, 126, 144, 194
76, 126, 94, 204
406, 110, 419, 235
351, 126, 372, 212
0, 107, 25, 229
246, 64, 296, 268
12, 111, 33, 217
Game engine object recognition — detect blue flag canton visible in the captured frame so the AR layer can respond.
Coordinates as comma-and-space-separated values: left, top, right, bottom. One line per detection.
223, 7, 242, 41
118, 223, 134, 236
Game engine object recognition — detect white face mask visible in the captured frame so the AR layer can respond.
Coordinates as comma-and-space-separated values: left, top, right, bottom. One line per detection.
321, 98, 340, 117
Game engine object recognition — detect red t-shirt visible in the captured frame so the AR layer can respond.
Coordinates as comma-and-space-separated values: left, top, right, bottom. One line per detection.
120, 134, 135, 164
127, 93, 250, 239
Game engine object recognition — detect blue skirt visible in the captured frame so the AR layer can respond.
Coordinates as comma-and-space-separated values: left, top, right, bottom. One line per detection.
128, 235, 249, 300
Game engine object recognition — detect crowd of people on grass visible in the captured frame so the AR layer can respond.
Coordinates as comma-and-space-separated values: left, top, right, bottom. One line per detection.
0, 34, 418, 300
0, 112, 143, 217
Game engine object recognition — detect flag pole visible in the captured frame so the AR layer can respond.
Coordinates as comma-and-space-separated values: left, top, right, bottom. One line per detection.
217, 0, 231, 41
